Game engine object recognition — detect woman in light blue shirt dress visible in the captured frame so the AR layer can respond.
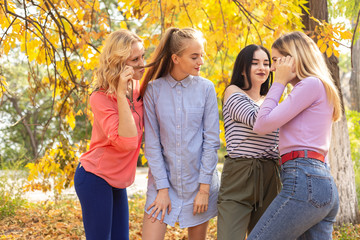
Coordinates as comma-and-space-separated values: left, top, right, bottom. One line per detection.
141, 27, 220, 240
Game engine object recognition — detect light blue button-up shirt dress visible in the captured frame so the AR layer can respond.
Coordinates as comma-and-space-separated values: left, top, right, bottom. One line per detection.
143, 74, 220, 228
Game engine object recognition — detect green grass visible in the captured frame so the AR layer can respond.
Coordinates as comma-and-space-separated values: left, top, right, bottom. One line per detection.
0, 171, 27, 219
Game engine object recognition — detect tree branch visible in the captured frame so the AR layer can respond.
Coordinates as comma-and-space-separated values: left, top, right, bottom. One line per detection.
6, 93, 39, 159
351, 9, 360, 69
232, 0, 275, 32
182, 0, 194, 28
0, 17, 17, 46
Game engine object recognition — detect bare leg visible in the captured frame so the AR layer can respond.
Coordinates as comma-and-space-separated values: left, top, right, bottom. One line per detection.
188, 221, 209, 240
142, 213, 167, 240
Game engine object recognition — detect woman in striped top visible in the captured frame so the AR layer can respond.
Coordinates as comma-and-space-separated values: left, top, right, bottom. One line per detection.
217, 44, 281, 240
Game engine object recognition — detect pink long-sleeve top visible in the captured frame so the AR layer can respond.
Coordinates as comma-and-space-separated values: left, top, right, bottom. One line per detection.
253, 77, 334, 159
80, 81, 143, 188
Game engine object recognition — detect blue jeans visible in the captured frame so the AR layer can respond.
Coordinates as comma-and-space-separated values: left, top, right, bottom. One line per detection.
74, 163, 129, 240
247, 155, 339, 240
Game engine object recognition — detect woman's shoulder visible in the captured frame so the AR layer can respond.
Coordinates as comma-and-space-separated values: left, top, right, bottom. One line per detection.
297, 76, 322, 86
295, 76, 325, 91
224, 85, 246, 103
90, 90, 116, 105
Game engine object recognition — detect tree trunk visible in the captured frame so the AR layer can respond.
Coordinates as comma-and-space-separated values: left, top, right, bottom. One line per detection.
8, 95, 39, 159
329, 117, 359, 224
302, 0, 360, 225
350, 32, 360, 111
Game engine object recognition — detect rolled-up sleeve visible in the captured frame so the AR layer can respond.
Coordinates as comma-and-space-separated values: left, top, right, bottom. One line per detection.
90, 92, 138, 151
199, 83, 220, 184
143, 84, 170, 190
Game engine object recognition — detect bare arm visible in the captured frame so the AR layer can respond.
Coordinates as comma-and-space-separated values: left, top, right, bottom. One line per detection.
116, 66, 138, 138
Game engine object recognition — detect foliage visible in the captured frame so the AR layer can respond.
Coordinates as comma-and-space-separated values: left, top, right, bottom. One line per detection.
329, 0, 360, 21
0, 194, 359, 239
0, 0, 353, 195
346, 109, 360, 203
0, 168, 27, 220
333, 223, 360, 240
0, 200, 84, 239
24, 138, 89, 198
309, 16, 352, 57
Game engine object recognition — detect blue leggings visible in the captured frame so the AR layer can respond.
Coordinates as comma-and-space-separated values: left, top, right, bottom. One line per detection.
74, 163, 129, 240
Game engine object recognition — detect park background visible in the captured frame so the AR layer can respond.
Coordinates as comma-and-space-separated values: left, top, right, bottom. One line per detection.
0, 0, 360, 239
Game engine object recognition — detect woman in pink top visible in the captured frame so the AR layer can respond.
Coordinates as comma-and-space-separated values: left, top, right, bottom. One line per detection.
74, 29, 145, 240
247, 31, 342, 239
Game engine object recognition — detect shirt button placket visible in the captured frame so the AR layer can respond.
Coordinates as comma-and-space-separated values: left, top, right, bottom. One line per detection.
175, 83, 182, 197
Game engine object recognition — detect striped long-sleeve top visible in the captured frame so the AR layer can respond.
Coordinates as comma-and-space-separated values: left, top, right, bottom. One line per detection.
223, 92, 279, 159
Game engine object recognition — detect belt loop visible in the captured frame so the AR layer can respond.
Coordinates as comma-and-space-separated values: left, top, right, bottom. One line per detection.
304, 150, 308, 158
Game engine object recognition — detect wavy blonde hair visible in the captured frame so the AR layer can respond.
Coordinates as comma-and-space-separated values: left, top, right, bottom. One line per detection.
94, 29, 142, 94
272, 31, 342, 121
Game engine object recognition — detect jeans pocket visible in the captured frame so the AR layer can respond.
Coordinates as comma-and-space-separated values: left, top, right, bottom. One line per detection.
281, 166, 297, 196
306, 174, 333, 208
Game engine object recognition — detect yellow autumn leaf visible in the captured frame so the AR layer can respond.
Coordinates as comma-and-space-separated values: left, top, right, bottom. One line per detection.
320, 44, 327, 53
36, 48, 46, 64
93, 0, 100, 11
66, 111, 76, 130
326, 47, 332, 58
141, 155, 147, 165
3, 41, 11, 54
340, 31, 352, 40
317, 39, 324, 48
76, 109, 83, 116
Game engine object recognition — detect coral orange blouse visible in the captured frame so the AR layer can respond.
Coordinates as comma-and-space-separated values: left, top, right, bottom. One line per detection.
80, 81, 143, 188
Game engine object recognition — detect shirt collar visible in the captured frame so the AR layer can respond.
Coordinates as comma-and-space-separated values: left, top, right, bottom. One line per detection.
166, 74, 193, 88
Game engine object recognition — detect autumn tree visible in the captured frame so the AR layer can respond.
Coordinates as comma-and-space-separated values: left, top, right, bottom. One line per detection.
0, 0, 306, 193
0, 1, 357, 222
0, 0, 111, 193
334, 0, 360, 112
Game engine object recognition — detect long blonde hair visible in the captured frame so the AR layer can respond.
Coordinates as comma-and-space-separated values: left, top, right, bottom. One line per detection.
140, 27, 204, 98
94, 29, 142, 94
272, 31, 342, 121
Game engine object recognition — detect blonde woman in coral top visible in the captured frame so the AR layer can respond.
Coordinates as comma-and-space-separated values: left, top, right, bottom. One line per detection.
74, 29, 145, 240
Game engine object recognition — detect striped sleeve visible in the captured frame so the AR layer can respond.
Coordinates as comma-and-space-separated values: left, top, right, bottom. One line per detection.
223, 92, 279, 159
226, 93, 258, 127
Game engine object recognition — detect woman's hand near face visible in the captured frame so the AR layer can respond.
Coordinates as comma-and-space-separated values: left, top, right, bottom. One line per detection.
274, 56, 297, 86
116, 65, 137, 138
117, 65, 134, 97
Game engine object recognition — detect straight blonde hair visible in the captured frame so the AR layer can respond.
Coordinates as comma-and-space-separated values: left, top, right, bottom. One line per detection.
140, 27, 204, 98
272, 31, 342, 121
94, 29, 142, 94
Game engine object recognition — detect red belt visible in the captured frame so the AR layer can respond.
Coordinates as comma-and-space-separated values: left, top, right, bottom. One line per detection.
280, 150, 325, 165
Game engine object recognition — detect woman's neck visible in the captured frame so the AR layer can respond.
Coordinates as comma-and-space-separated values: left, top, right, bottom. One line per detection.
244, 86, 262, 102
170, 68, 189, 81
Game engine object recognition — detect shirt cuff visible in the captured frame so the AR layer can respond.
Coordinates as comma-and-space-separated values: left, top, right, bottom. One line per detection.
198, 173, 213, 185
155, 178, 170, 190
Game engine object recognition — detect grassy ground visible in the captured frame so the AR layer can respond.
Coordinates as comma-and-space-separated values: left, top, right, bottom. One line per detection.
0, 194, 359, 239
